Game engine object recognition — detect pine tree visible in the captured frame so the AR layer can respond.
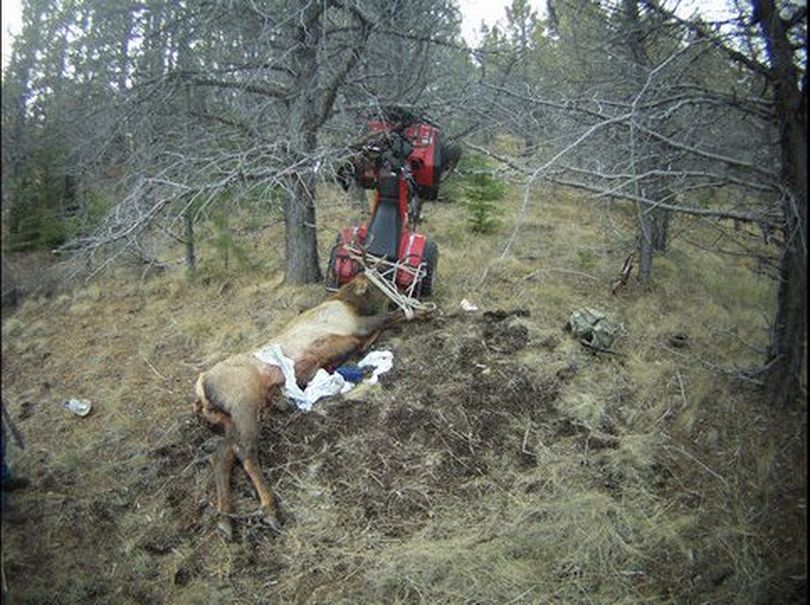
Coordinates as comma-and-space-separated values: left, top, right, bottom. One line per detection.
462, 156, 505, 234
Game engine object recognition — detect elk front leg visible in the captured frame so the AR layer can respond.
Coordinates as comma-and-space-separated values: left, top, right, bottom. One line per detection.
356, 307, 432, 336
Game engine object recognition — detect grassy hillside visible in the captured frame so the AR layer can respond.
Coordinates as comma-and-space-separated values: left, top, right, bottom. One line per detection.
1, 181, 805, 604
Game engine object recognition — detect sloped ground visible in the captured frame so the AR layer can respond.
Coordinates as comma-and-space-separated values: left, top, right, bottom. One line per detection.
1, 184, 805, 604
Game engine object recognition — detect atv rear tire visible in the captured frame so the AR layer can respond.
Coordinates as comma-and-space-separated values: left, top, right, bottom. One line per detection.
419, 239, 438, 297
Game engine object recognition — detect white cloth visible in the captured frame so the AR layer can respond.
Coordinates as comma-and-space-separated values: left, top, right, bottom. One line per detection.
460, 298, 479, 312
357, 350, 394, 384
254, 344, 350, 411
253, 345, 395, 410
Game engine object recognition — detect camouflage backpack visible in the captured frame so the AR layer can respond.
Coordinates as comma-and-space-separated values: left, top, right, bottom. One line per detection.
565, 308, 617, 350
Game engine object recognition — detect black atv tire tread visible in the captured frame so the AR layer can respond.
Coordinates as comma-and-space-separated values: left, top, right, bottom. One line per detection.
420, 239, 438, 297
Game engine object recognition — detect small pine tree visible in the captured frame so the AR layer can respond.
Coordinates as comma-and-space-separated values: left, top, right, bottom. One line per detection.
462, 156, 505, 234
210, 211, 250, 271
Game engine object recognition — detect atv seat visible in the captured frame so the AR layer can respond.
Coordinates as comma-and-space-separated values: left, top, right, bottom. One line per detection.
366, 172, 402, 260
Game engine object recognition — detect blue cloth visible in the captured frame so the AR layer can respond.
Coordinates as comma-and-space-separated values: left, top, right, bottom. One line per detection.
336, 365, 364, 383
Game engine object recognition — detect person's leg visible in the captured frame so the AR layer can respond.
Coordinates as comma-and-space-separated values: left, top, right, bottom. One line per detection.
1, 421, 9, 487
1, 422, 29, 492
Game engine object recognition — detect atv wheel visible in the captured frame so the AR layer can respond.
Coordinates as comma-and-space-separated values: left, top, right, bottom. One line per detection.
440, 142, 461, 181
419, 239, 438, 297
420, 184, 440, 201
408, 195, 424, 227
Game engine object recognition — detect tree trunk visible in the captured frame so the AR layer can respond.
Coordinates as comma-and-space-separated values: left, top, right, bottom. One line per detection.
179, 31, 196, 276
118, 8, 132, 93
652, 207, 669, 252
624, 0, 669, 281
753, 0, 807, 404
765, 112, 806, 403
282, 0, 326, 284
184, 211, 196, 272
637, 203, 655, 285
768, 238, 807, 404
283, 173, 322, 284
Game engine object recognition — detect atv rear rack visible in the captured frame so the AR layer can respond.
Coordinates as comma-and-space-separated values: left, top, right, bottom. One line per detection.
327, 243, 434, 317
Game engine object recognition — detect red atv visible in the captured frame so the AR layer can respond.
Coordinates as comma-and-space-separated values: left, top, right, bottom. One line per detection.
326, 107, 460, 298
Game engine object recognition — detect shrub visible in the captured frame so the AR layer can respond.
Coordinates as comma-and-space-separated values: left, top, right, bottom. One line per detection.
460, 154, 505, 234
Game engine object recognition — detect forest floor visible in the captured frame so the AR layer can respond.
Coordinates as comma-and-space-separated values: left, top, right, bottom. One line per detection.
1, 181, 806, 604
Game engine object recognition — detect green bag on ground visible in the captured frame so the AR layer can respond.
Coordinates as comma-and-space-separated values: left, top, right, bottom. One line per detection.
566, 308, 617, 350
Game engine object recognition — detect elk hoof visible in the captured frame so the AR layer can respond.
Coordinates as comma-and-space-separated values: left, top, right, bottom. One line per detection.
259, 507, 282, 533
217, 517, 234, 541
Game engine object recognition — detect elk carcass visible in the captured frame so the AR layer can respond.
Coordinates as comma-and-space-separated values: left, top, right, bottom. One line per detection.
193, 274, 426, 538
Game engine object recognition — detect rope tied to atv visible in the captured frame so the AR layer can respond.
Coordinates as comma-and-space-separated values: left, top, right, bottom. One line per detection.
344, 243, 437, 320
363, 264, 436, 320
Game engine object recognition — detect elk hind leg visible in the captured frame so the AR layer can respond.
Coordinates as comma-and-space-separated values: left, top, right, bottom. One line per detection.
241, 448, 281, 532
212, 437, 237, 540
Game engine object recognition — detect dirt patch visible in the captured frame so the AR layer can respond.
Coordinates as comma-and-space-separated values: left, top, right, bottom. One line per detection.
482, 309, 531, 354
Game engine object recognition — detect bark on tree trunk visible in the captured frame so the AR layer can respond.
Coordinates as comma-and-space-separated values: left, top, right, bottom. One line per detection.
652, 207, 669, 252
625, 0, 670, 281
282, 0, 325, 284
753, 0, 807, 404
283, 173, 322, 284
637, 203, 655, 285
768, 236, 807, 404
637, 179, 668, 283
765, 116, 806, 403
184, 211, 196, 272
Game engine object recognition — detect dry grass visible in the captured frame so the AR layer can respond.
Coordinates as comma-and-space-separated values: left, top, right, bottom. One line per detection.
1, 180, 805, 604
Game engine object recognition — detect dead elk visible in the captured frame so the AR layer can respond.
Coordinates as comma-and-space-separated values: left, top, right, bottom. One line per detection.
192, 274, 427, 539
